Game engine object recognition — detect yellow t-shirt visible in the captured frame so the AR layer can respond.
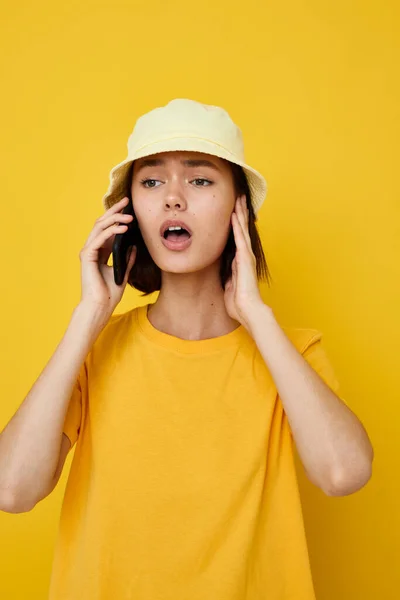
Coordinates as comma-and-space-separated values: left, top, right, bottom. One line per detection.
49, 302, 344, 600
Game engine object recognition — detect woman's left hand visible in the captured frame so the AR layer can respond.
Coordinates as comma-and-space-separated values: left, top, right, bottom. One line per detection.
223, 195, 266, 330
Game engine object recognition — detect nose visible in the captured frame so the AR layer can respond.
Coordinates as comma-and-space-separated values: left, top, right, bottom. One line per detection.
163, 179, 187, 211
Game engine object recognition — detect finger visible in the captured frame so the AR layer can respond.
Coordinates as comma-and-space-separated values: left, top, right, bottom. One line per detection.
237, 196, 252, 252
233, 258, 238, 282
99, 197, 129, 221
97, 236, 114, 265
98, 210, 133, 231
242, 196, 250, 227
230, 257, 237, 289
83, 223, 128, 265
237, 197, 256, 262
103, 211, 133, 231
232, 209, 252, 259
86, 211, 133, 247
234, 198, 250, 249
88, 197, 130, 245
225, 276, 234, 293
232, 212, 248, 258
123, 246, 137, 285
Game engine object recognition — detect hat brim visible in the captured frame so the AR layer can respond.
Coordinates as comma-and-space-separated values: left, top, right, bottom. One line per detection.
102, 137, 267, 214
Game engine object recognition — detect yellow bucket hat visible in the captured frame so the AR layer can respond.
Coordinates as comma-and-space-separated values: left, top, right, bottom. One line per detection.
102, 98, 268, 215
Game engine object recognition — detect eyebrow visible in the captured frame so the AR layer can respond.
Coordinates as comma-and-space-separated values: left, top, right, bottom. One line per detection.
135, 158, 222, 174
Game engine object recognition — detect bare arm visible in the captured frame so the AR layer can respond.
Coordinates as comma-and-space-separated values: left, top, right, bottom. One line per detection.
246, 303, 374, 497
0, 196, 137, 513
228, 196, 373, 496
0, 302, 107, 512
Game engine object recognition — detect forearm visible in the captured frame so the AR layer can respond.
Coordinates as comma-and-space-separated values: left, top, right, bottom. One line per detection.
246, 303, 374, 496
0, 302, 107, 511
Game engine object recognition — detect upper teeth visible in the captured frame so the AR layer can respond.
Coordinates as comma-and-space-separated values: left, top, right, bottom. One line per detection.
167, 226, 184, 231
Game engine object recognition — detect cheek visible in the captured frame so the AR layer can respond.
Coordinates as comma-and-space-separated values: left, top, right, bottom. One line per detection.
132, 203, 155, 231
201, 199, 233, 236
202, 217, 232, 253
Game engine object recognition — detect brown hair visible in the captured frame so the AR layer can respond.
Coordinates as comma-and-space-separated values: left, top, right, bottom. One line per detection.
125, 160, 273, 296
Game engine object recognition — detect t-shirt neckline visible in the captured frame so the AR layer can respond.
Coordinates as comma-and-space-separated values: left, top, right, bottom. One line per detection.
135, 303, 248, 354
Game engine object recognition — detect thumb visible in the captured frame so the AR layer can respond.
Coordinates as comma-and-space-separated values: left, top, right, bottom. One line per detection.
225, 279, 232, 291
231, 256, 237, 275
123, 246, 137, 285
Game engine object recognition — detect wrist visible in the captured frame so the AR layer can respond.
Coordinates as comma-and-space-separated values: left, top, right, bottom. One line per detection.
244, 302, 276, 335
73, 301, 111, 331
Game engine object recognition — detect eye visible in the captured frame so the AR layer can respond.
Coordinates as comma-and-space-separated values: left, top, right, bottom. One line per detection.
192, 178, 213, 186
140, 178, 161, 188
139, 177, 213, 188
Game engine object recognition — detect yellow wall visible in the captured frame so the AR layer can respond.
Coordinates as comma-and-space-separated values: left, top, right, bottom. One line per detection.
0, 0, 398, 597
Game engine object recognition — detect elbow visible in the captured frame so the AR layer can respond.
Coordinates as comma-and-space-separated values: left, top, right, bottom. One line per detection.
323, 457, 374, 497
0, 488, 36, 514
0, 478, 57, 514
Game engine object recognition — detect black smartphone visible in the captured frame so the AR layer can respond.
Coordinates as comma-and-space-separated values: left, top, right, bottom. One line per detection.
112, 195, 139, 286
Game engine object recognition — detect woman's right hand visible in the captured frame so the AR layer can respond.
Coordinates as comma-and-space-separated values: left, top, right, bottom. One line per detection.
78, 197, 137, 317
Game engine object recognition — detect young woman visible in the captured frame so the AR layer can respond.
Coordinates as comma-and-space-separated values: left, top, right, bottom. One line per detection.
0, 99, 373, 599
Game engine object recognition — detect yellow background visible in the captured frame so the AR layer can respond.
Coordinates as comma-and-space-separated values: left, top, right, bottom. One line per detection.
0, 0, 398, 597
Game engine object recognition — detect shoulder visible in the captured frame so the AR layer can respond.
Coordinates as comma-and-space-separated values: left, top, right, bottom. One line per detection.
281, 324, 341, 394
280, 325, 322, 354
107, 308, 136, 329
92, 306, 139, 352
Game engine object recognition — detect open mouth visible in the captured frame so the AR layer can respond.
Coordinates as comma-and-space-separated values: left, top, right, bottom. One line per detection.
161, 227, 193, 251
163, 228, 191, 242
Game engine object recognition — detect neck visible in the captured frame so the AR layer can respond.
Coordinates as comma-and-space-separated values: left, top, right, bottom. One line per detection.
147, 269, 240, 341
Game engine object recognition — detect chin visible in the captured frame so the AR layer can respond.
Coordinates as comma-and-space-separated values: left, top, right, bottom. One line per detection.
153, 250, 222, 275
156, 258, 211, 275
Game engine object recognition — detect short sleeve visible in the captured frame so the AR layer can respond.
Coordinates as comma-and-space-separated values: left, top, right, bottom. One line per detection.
301, 332, 349, 405
62, 359, 88, 449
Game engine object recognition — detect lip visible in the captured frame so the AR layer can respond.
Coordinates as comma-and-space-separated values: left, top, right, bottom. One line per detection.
159, 219, 193, 237
161, 235, 193, 251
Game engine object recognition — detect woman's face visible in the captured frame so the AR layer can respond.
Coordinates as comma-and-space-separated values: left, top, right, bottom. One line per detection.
130, 150, 237, 275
